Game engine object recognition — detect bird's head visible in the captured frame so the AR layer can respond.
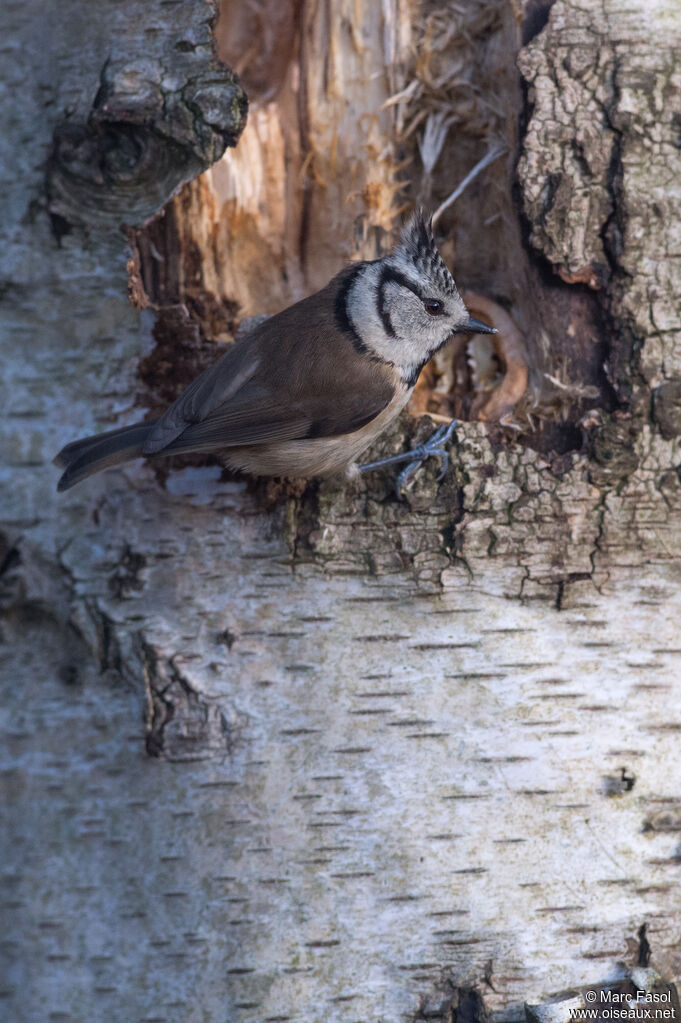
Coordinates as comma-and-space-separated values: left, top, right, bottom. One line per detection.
345, 210, 496, 383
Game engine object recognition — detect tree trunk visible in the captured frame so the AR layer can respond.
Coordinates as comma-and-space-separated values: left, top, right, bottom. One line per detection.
3, 1, 681, 1022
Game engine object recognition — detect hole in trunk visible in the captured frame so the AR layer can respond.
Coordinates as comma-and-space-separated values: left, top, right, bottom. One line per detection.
128, 0, 619, 480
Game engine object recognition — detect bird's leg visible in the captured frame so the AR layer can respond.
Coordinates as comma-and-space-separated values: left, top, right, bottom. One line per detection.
358, 420, 457, 498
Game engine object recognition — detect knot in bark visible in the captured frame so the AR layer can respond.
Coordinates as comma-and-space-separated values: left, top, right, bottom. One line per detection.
47, 58, 247, 229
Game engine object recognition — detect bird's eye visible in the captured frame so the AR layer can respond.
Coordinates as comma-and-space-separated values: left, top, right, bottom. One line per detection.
425, 299, 443, 316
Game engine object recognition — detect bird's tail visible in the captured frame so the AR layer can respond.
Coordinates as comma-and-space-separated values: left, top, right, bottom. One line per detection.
54, 422, 155, 492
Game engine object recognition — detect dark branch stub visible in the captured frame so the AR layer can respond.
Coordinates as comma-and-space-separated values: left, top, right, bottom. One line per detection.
47, 58, 248, 229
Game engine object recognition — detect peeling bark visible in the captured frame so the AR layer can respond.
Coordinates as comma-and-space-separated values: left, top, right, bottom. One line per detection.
3, 1, 681, 1022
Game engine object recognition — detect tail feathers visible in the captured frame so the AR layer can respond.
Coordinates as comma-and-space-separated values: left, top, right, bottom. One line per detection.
55, 422, 155, 491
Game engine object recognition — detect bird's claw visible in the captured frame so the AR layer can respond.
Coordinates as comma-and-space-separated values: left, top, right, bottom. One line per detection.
358, 420, 458, 499
394, 422, 456, 498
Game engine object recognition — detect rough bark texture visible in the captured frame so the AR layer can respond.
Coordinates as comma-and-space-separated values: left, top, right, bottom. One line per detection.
2, 2, 681, 1023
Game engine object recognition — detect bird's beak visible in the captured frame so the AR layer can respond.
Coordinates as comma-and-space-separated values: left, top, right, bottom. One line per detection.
462, 315, 497, 334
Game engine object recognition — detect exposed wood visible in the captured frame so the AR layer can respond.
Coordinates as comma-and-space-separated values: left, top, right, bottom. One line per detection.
2, 1, 681, 1022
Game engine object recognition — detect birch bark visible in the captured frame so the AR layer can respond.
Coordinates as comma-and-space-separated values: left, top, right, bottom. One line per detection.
2, 2, 681, 1022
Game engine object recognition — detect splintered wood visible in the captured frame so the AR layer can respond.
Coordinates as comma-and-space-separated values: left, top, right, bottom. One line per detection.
4, 1, 681, 1022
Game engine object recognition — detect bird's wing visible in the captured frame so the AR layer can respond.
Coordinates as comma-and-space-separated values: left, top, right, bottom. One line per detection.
161, 375, 394, 455
143, 342, 264, 454
143, 297, 396, 456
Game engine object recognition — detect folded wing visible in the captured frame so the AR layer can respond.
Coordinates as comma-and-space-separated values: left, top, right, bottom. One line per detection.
143, 282, 396, 457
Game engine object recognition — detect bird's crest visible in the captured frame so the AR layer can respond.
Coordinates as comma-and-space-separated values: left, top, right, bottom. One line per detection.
397, 208, 457, 296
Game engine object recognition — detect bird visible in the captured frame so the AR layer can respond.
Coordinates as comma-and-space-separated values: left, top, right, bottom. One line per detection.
55, 210, 496, 493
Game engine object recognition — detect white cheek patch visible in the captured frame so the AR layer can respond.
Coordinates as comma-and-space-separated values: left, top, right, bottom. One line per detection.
380, 278, 454, 367
346, 259, 467, 379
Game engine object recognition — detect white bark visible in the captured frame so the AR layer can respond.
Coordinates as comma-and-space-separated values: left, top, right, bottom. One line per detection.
2, 1, 681, 1022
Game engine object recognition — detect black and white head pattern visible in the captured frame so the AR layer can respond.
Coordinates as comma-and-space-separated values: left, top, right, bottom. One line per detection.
341, 209, 470, 383
396, 210, 458, 299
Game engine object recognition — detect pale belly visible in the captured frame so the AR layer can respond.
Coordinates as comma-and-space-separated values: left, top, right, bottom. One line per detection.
223, 386, 411, 479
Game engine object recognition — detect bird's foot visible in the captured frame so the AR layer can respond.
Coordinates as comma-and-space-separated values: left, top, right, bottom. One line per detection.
358, 420, 457, 498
